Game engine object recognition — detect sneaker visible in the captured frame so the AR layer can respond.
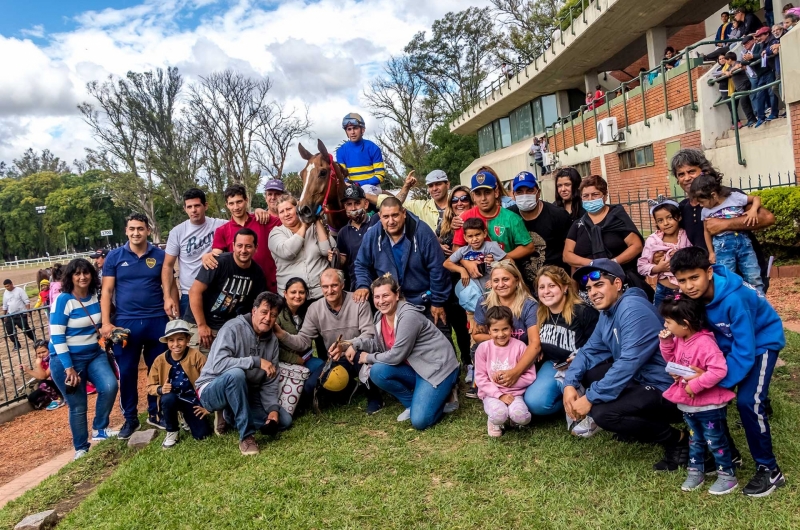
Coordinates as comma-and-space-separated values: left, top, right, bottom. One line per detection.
178, 412, 190, 432
744, 120, 757, 127
396, 408, 411, 422
681, 469, 705, 491
162, 431, 179, 449
465, 365, 474, 384
46, 400, 65, 411
239, 435, 259, 456
709, 472, 738, 495
765, 116, 776, 122
465, 386, 479, 399
92, 429, 119, 441
443, 387, 459, 414
571, 416, 602, 438
147, 415, 166, 430
653, 431, 689, 472
366, 399, 384, 415
742, 466, 785, 497
754, 119, 766, 128
214, 412, 228, 436
118, 419, 140, 440
487, 420, 503, 438
73, 449, 88, 461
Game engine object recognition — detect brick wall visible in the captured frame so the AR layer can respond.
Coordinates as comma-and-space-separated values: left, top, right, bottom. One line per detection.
792, 102, 800, 181
590, 156, 602, 176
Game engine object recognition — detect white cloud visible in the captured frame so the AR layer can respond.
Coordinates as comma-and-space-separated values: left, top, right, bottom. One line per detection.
0, 0, 490, 172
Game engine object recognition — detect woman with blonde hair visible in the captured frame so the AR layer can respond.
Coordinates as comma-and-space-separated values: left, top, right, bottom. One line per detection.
467, 260, 540, 398
524, 266, 599, 427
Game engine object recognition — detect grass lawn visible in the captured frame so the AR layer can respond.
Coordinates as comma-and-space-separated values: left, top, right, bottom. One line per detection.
3, 332, 800, 529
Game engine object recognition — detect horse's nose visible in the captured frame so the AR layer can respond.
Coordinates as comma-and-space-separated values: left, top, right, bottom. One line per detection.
297, 205, 313, 218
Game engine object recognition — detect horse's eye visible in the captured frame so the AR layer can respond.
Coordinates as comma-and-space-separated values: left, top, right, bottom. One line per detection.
318, 169, 328, 178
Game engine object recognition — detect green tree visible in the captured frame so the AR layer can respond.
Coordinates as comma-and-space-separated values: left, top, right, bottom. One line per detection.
281, 171, 303, 198
420, 124, 479, 186
492, 0, 563, 63
0, 172, 65, 258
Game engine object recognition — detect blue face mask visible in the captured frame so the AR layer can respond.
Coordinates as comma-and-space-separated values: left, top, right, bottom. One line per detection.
582, 198, 605, 213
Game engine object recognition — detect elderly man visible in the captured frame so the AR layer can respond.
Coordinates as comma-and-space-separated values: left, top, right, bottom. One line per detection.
195, 292, 290, 456
273, 269, 381, 413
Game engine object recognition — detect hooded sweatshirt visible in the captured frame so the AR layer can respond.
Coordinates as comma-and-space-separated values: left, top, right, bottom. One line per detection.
351, 301, 459, 387
660, 329, 736, 409
704, 265, 785, 389
195, 314, 281, 413
564, 287, 672, 403
354, 212, 449, 306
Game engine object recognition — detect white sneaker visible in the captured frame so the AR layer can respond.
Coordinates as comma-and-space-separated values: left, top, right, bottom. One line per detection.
73, 449, 88, 461
571, 416, 602, 438
178, 412, 190, 432
162, 431, 179, 449
487, 420, 503, 438
396, 408, 411, 422
443, 387, 459, 414
465, 365, 474, 384
92, 429, 119, 441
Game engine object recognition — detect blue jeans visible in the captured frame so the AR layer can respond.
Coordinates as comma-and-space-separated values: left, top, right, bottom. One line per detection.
199, 368, 292, 440
369, 363, 459, 430
653, 283, 677, 312
712, 232, 764, 294
684, 407, 734, 475
754, 71, 779, 120
159, 392, 212, 440
736, 350, 779, 469
303, 356, 325, 397
524, 361, 565, 416
50, 350, 119, 452
114, 316, 170, 422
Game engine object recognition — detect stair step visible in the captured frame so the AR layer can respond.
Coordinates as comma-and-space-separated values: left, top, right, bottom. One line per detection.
716, 118, 788, 147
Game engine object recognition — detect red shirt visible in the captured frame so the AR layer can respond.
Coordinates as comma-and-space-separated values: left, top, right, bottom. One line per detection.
212, 213, 281, 293
381, 315, 396, 350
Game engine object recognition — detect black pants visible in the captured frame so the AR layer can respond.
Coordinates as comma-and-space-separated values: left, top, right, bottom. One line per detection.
4, 313, 36, 349
444, 298, 471, 366
582, 362, 683, 446
703, 45, 729, 62
159, 392, 212, 439
423, 304, 453, 347
733, 78, 756, 123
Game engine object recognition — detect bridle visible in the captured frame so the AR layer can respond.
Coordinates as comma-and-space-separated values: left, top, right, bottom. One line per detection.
320, 154, 345, 217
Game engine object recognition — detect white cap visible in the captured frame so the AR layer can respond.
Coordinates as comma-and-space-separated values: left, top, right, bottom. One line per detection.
425, 169, 449, 185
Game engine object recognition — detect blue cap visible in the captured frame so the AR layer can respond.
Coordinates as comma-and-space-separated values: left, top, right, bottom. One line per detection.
470, 171, 498, 191
512, 171, 538, 192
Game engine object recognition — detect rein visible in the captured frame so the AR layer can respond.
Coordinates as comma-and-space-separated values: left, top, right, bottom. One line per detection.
321, 154, 345, 217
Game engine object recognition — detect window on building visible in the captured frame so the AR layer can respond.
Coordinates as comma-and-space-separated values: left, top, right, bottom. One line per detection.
541, 94, 558, 130
573, 161, 592, 177
478, 124, 495, 156
510, 102, 534, 144
619, 145, 655, 170
532, 99, 545, 136
492, 117, 512, 150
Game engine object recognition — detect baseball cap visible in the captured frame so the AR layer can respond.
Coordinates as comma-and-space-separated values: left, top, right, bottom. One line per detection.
755, 27, 770, 37
425, 169, 449, 185
89, 249, 109, 259
573, 258, 626, 287
342, 183, 365, 201
159, 320, 192, 343
264, 180, 285, 193
470, 171, 498, 192
742, 35, 754, 44
512, 171, 538, 192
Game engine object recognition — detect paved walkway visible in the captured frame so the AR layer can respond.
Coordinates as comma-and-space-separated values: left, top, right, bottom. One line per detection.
0, 449, 73, 509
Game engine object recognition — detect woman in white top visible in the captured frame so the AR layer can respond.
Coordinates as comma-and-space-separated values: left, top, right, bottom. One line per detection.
268, 195, 332, 299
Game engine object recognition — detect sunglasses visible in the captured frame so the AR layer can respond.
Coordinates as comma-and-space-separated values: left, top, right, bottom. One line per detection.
580, 270, 617, 286
451, 196, 471, 204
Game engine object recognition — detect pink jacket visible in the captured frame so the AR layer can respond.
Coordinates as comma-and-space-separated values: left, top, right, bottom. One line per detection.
475, 338, 536, 399
660, 330, 736, 407
637, 229, 690, 286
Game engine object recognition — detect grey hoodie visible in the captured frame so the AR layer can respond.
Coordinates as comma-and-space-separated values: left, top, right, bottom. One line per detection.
352, 301, 459, 387
195, 314, 281, 413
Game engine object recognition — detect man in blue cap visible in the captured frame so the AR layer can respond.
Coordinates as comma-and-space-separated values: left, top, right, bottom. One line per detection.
562, 258, 687, 471
336, 113, 385, 196
508, 171, 572, 286
263, 179, 285, 217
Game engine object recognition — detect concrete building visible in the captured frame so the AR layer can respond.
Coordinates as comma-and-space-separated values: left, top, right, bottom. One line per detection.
451, 0, 800, 221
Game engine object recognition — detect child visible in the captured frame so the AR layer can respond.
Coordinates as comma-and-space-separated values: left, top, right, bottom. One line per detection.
33, 279, 50, 310
19, 340, 64, 410
670, 247, 786, 497
689, 174, 764, 294
658, 295, 737, 494
474, 306, 536, 437
147, 320, 212, 448
49, 263, 64, 308
638, 199, 691, 309
445, 217, 506, 311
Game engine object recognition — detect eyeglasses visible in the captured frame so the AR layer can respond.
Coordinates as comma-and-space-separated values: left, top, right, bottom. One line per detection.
451, 196, 471, 204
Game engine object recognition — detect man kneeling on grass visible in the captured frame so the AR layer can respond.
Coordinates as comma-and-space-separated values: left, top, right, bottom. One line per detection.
147, 320, 212, 449
194, 292, 291, 455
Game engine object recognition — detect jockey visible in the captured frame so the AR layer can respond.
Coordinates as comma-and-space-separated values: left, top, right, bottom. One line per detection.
336, 113, 386, 196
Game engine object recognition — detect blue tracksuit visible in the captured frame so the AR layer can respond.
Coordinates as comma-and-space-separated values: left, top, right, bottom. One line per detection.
705, 265, 785, 469
564, 288, 673, 403
335, 139, 385, 187
354, 212, 449, 307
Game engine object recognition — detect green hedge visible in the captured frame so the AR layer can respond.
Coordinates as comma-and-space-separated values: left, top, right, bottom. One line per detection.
752, 186, 800, 250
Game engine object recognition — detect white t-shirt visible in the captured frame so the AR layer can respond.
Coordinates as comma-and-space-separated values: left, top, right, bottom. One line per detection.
165, 217, 227, 295
3, 287, 29, 314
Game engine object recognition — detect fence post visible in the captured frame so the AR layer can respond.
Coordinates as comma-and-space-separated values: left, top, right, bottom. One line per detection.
662, 61, 672, 120
640, 71, 650, 127
686, 51, 698, 112
581, 106, 588, 147
732, 94, 745, 166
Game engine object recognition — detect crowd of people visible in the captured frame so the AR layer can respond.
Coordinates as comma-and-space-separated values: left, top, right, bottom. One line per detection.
17, 106, 788, 500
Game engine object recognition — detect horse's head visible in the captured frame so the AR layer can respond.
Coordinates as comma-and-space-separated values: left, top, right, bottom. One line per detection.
297, 139, 343, 225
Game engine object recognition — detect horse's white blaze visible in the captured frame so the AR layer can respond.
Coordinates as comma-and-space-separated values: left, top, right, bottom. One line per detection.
299, 162, 315, 203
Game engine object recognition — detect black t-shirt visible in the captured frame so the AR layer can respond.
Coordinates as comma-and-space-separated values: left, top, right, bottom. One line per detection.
566, 205, 642, 265
538, 303, 599, 363
336, 215, 381, 290
509, 201, 572, 287
189, 252, 266, 330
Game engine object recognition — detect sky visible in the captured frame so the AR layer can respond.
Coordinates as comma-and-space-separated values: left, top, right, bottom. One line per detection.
0, 0, 489, 175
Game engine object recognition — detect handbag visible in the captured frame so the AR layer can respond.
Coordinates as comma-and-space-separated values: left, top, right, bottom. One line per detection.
278, 362, 310, 416
76, 298, 121, 380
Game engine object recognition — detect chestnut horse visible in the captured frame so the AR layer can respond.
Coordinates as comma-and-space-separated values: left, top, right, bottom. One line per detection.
296, 139, 348, 231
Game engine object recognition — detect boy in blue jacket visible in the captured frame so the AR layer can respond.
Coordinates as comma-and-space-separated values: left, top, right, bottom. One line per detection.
671, 247, 785, 497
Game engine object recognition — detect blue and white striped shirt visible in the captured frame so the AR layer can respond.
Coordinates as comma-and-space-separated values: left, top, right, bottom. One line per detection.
49, 293, 102, 369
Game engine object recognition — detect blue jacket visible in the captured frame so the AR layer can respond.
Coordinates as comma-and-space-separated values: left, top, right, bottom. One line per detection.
564, 288, 672, 403
335, 139, 385, 186
705, 265, 785, 389
354, 212, 449, 306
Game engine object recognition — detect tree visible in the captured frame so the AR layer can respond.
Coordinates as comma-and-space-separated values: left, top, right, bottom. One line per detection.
420, 124, 479, 186
281, 171, 303, 198
254, 103, 313, 181
0, 148, 71, 179
491, 0, 563, 65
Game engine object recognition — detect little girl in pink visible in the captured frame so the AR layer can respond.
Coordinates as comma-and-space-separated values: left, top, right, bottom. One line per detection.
474, 306, 536, 437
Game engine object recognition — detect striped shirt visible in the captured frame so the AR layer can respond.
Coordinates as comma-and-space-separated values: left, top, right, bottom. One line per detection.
49, 293, 101, 370
335, 139, 385, 186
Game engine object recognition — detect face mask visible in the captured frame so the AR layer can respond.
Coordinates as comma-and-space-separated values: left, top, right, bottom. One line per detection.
582, 198, 605, 214
347, 208, 366, 220
515, 195, 539, 212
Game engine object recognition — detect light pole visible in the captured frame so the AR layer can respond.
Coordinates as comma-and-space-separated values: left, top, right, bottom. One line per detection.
84, 236, 90, 251
35, 205, 47, 257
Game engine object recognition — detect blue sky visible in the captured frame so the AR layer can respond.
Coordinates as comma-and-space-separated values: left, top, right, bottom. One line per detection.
1, 0, 138, 36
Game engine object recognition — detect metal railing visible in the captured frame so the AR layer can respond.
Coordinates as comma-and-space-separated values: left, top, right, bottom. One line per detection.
614, 172, 797, 235
1, 307, 51, 408
0, 252, 92, 271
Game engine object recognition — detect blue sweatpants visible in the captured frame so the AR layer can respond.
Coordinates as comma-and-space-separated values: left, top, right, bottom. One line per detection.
114, 316, 170, 422
735, 350, 779, 470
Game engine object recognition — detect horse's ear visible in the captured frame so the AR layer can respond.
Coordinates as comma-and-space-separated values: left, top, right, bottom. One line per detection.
298, 143, 313, 161
318, 139, 329, 160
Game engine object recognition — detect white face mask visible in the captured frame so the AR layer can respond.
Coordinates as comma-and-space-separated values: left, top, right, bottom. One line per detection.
515, 194, 539, 212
